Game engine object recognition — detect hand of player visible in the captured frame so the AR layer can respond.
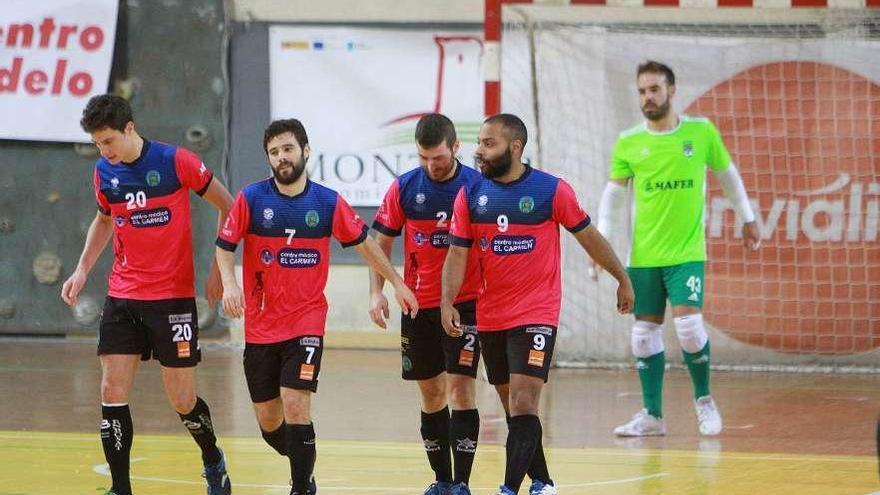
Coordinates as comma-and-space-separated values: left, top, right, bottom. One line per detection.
616, 280, 634, 314
742, 221, 761, 251
392, 281, 419, 319
368, 291, 391, 329
440, 302, 462, 337
60, 269, 87, 306
205, 261, 224, 307
222, 283, 245, 319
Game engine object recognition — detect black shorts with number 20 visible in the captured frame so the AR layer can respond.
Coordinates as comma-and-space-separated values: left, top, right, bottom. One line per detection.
243, 335, 324, 403
98, 296, 201, 368
401, 300, 480, 381
479, 324, 557, 385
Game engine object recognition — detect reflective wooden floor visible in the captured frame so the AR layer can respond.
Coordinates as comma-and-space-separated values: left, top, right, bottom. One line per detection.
0, 339, 877, 494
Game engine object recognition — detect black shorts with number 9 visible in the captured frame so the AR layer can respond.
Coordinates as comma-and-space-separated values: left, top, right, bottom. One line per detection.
243, 335, 324, 403
479, 324, 557, 385
98, 296, 201, 368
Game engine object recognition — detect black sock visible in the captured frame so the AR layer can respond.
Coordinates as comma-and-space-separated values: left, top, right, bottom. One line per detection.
286, 423, 316, 493
101, 404, 133, 495
178, 396, 222, 465
504, 415, 541, 492
261, 422, 287, 455
450, 409, 479, 484
507, 413, 551, 484
420, 406, 452, 482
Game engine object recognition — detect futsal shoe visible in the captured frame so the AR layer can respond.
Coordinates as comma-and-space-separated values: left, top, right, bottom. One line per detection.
423, 481, 452, 495
450, 482, 472, 495
202, 447, 232, 495
529, 479, 558, 495
288, 476, 318, 495
695, 396, 723, 436
613, 409, 666, 437
497, 485, 516, 495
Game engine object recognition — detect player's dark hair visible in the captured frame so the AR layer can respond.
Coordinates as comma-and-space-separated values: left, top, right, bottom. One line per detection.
484, 113, 528, 148
80, 94, 133, 133
415, 113, 457, 149
263, 118, 309, 153
637, 60, 676, 86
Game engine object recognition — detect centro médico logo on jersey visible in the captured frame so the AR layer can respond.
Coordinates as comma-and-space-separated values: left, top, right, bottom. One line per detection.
278, 247, 320, 268
492, 235, 536, 255
689, 60, 880, 355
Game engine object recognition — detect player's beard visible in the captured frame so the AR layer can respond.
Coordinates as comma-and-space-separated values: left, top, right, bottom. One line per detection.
427, 156, 456, 181
476, 147, 512, 179
641, 97, 671, 121
272, 155, 307, 185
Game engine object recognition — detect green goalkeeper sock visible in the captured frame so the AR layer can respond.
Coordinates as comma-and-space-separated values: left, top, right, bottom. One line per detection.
683, 341, 711, 400
637, 351, 665, 418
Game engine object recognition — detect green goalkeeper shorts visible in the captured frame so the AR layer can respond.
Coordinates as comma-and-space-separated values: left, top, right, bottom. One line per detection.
627, 261, 705, 317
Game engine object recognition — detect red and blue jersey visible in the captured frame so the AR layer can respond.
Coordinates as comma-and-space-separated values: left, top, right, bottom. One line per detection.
373, 163, 482, 309
216, 178, 368, 344
449, 166, 591, 332
94, 140, 214, 300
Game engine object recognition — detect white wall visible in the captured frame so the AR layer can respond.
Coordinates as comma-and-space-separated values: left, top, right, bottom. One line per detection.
232, 0, 484, 22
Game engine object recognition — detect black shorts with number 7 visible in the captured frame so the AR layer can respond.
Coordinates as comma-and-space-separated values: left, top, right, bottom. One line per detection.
479, 324, 557, 385
243, 335, 324, 402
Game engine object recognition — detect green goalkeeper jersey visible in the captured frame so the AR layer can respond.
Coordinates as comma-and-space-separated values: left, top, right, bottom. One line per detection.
610, 115, 731, 267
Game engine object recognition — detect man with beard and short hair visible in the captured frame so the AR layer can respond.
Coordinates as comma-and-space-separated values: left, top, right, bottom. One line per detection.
215, 118, 419, 495
593, 61, 760, 438
369, 113, 483, 495
441, 113, 634, 495
61, 94, 234, 495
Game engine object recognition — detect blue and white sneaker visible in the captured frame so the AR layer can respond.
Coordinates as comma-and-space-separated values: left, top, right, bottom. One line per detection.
497, 485, 516, 495
529, 479, 558, 495
450, 482, 472, 495
202, 448, 231, 495
424, 481, 452, 495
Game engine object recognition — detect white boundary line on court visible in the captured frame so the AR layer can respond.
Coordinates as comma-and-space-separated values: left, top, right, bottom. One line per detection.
92, 459, 669, 491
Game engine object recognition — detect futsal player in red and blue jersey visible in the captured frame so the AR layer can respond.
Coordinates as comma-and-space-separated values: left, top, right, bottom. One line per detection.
441, 114, 634, 495
369, 114, 482, 495
215, 119, 418, 495
61, 94, 235, 495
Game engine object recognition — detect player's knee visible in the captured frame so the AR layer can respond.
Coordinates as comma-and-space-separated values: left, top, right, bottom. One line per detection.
447, 377, 475, 410
167, 390, 197, 414
509, 388, 540, 416
631, 320, 664, 358
418, 376, 447, 410
100, 381, 128, 403
282, 400, 310, 424
674, 314, 708, 354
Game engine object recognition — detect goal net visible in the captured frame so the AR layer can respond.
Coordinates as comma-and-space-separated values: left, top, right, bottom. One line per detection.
500, 6, 880, 370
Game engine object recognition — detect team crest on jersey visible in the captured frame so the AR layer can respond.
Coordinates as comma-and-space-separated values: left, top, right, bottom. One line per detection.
518, 196, 534, 214
260, 248, 274, 266
305, 210, 320, 228
413, 231, 428, 247
114, 215, 126, 227
146, 170, 161, 187
682, 141, 694, 158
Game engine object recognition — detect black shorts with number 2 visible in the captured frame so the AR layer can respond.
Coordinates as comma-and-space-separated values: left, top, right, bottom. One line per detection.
479, 324, 557, 385
401, 300, 480, 381
243, 335, 324, 402
98, 296, 201, 368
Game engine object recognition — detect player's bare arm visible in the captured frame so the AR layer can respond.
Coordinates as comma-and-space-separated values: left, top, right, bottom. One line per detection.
573, 224, 634, 314
367, 232, 395, 329
214, 246, 244, 319
61, 211, 114, 306
201, 179, 235, 306
439, 244, 468, 337
356, 236, 418, 318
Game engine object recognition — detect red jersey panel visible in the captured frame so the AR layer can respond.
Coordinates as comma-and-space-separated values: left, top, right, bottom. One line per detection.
372, 163, 482, 308
449, 166, 591, 332
217, 179, 368, 344
94, 141, 214, 300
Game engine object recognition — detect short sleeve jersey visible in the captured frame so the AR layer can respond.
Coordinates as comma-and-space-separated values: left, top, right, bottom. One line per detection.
93, 140, 214, 300
372, 163, 482, 308
449, 166, 591, 332
610, 116, 731, 267
216, 179, 368, 344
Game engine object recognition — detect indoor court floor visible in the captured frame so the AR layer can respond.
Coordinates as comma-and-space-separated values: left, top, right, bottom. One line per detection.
0, 338, 877, 495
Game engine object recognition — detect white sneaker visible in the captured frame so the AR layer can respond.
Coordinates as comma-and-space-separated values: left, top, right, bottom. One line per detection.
695, 396, 722, 436
613, 409, 666, 437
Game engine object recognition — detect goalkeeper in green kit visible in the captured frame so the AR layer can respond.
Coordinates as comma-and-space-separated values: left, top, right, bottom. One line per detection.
594, 61, 761, 437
